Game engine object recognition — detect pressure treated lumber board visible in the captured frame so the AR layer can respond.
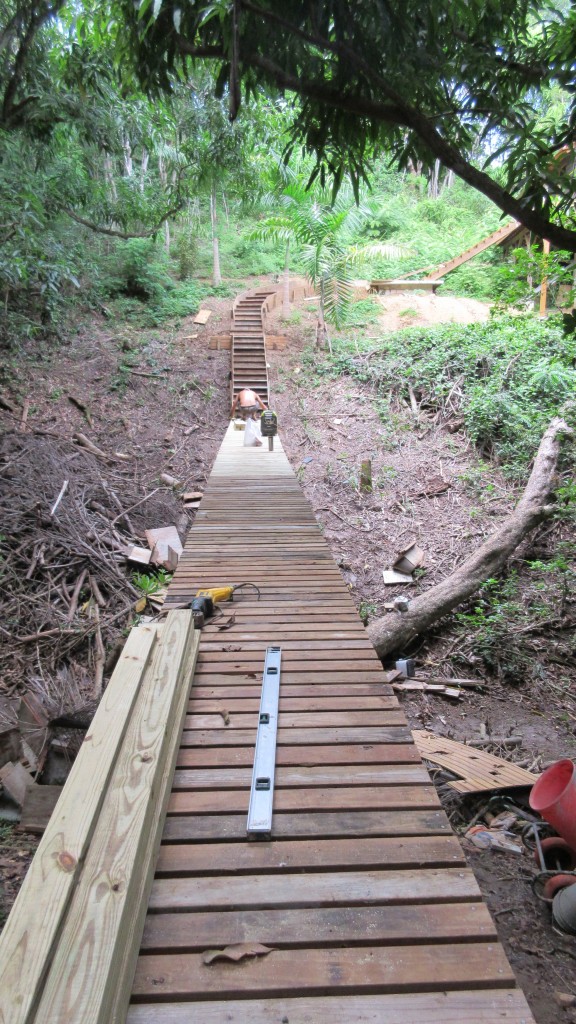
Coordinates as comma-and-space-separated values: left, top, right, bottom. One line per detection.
413, 729, 540, 793
131, 359, 536, 1024
0, 622, 160, 1024
34, 613, 199, 1024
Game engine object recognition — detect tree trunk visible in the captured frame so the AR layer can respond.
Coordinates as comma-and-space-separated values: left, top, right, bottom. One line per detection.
283, 240, 290, 317
164, 218, 171, 254
140, 149, 149, 192
123, 137, 133, 177
428, 159, 440, 199
443, 169, 455, 191
367, 414, 573, 659
210, 182, 222, 287
316, 278, 332, 354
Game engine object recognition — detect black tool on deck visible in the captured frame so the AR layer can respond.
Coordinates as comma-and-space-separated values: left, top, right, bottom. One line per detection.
260, 410, 278, 451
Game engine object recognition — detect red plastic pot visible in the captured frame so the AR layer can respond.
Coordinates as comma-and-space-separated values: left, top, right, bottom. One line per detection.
543, 874, 576, 901
529, 759, 576, 853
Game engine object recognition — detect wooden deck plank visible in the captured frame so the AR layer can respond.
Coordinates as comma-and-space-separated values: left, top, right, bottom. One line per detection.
149, 867, 481, 912
127, 990, 534, 1023
163, 809, 451, 842
0, 622, 160, 1024
172, 764, 431, 788
167, 783, 440, 814
155, 835, 466, 875
132, 943, 515, 1000
141, 901, 496, 952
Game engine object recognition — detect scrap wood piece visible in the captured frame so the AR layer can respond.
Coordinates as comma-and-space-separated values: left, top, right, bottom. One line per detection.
393, 543, 424, 574
17, 783, 61, 833
409, 475, 452, 498
194, 308, 212, 324
73, 432, 115, 462
67, 395, 93, 426
393, 681, 462, 699
412, 730, 539, 793
145, 526, 183, 567
383, 569, 414, 585
0, 761, 34, 807
126, 545, 152, 566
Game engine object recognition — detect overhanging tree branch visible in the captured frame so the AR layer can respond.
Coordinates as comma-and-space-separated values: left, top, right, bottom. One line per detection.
175, 5, 576, 250
63, 204, 185, 239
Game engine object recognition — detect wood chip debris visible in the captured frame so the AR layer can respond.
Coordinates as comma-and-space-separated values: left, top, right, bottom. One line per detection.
412, 729, 540, 793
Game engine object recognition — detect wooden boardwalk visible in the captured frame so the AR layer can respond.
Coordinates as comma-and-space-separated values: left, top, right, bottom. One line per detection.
128, 423, 534, 1023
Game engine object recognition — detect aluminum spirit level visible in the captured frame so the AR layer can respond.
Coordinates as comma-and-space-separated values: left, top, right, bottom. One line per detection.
247, 646, 282, 839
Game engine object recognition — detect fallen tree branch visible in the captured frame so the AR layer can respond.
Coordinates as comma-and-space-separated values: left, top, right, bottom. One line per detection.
367, 414, 573, 659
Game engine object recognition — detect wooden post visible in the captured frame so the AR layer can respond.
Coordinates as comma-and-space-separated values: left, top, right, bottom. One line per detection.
539, 238, 550, 316
360, 459, 372, 493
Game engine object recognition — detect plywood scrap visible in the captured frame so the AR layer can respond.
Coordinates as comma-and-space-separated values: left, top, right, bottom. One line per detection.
125, 545, 152, 566
412, 730, 540, 793
183, 491, 203, 503
194, 308, 212, 324
145, 526, 183, 567
383, 569, 414, 585
393, 543, 424, 575
0, 761, 34, 807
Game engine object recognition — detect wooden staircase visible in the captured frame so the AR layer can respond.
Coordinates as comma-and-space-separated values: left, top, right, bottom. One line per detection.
422, 220, 525, 281
231, 290, 276, 405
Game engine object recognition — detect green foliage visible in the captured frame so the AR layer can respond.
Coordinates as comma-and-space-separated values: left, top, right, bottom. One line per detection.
114, 0, 576, 250
318, 313, 576, 477
494, 245, 575, 310
172, 227, 200, 279
456, 548, 576, 680
341, 299, 381, 328
101, 239, 172, 302
132, 568, 172, 595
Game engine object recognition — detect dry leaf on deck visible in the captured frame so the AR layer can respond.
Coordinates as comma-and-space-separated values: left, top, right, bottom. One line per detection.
202, 943, 273, 965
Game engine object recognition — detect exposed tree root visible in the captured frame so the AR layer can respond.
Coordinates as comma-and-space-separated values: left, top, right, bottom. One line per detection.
367, 414, 573, 659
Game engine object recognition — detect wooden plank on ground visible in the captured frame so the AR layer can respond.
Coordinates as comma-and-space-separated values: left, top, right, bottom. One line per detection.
194, 308, 212, 324
0, 622, 160, 1024
412, 729, 539, 792
34, 613, 199, 1024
